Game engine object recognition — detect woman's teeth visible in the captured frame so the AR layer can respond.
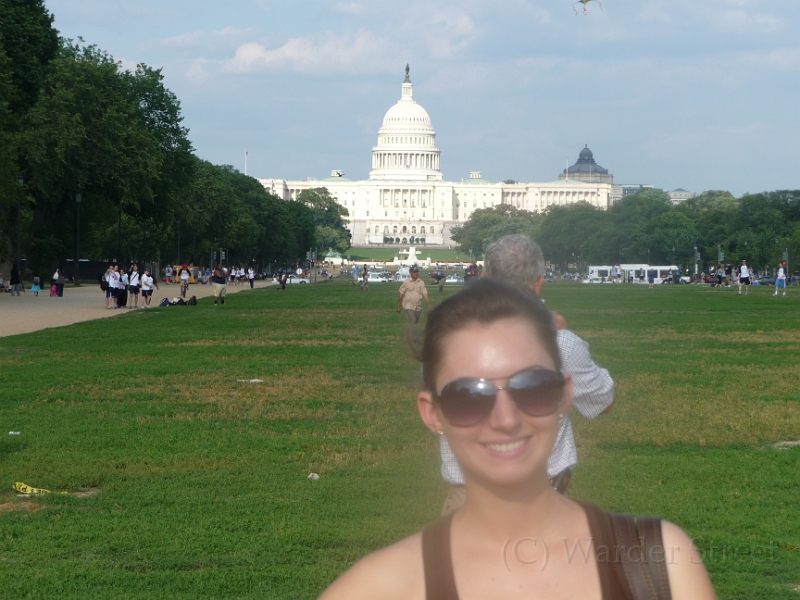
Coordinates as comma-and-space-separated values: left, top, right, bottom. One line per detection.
485, 439, 526, 452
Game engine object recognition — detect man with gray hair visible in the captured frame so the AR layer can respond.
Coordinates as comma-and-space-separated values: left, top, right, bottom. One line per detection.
439, 234, 614, 513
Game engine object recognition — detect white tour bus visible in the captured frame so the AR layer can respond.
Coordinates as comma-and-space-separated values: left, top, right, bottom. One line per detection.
585, 264, 679, 284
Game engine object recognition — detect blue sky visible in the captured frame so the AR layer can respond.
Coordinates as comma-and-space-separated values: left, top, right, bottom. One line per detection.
48, 0, 799, 196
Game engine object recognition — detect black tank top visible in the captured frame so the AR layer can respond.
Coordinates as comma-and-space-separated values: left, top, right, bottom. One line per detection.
421, 500, 639, 600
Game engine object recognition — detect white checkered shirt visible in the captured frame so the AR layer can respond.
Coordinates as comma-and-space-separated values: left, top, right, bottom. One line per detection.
440, 329, 614, 483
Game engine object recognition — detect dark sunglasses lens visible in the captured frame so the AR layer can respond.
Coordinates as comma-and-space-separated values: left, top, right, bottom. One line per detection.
508, 371, 564, 417
439, 379, 496, 427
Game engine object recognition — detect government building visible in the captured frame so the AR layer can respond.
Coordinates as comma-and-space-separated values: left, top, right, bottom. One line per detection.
259, 68, 615, 247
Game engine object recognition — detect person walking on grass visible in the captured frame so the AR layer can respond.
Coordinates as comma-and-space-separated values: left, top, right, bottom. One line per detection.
774, 262, 787, 297
128, 264, 140, 309
212, 263, 227, 305
716, 264, 725, 290
739, 260, 751, 296
397, 265, 431, 326
140, 268, 158, 308
361, 270, 370, 292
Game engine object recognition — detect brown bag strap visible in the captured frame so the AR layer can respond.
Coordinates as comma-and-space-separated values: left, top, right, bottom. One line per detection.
608, 513, 672, 600
421, 514, 459, 600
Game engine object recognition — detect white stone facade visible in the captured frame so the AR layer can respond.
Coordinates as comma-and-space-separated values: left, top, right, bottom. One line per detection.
259, 70, 614, 247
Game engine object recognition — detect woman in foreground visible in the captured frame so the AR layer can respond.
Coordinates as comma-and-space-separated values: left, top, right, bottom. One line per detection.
320, 280, 715, 600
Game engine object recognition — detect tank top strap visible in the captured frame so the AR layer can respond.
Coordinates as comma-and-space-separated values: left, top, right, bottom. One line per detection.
575, 499, 638, 600
421, 513, 459, 600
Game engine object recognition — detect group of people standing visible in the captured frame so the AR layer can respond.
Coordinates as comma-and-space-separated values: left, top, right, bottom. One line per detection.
102, 264, 158, 309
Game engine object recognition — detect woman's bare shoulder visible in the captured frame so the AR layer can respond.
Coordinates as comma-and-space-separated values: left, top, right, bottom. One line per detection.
318, 531, 425, 600
661, 520, 717, 600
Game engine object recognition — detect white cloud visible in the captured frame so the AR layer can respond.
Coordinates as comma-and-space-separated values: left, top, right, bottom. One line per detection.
717, 9, 782, 34
116, 57, 139, 73
222, 31, 393, 74
331, 2, 364, 16
153, 27, 258, 50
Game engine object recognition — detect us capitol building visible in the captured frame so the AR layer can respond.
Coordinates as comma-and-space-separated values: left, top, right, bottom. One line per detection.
259, 67, 615, 247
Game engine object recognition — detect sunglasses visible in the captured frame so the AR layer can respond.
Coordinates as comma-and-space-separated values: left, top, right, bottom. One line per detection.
433, 369, 565, 427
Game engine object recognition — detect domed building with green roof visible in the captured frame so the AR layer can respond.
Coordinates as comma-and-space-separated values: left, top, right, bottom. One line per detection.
558, 145, 613, 185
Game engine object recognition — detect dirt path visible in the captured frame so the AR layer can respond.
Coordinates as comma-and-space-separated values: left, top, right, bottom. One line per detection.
0, 280, 273, 338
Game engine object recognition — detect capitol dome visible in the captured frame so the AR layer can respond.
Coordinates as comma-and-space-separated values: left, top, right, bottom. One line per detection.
369, 66, 442, 181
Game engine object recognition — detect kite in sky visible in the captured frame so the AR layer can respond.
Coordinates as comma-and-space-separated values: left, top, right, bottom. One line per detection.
574, 0, 602, 14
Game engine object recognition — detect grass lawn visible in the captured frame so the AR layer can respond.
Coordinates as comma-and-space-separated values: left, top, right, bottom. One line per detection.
0, 279, 798, 598
346, 247, 470, 262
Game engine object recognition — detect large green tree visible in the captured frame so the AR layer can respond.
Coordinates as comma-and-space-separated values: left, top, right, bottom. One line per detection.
537, 202, 602, 269
450, 205, 542, 257
17, 42, 193, 272
297, 187, 350, 254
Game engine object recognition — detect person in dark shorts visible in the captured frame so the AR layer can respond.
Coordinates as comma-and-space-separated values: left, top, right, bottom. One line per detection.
738, 260, 750, 296
128, 264, 140, 309
141, 269, 158, 308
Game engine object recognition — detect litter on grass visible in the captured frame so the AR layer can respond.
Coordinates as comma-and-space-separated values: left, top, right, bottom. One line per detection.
773, 440, 800, 450
307, 473, 320, 480
12, 482, 68, 495
237, 379, 264, 383
8, 431, 20, 435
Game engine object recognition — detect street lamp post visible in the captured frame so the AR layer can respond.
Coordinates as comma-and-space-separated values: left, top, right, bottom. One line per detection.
176, 219, 182, 265
16, 175, 23, 270
75, 191, 82, 286
117, 203, 123, 262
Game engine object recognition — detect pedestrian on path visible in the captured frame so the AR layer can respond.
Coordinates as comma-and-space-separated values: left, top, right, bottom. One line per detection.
9, 264, 21, 296
248, 266, 255, 288
128, 265, 140, 308
54, 269, 65, 297
31, 274, 41, 296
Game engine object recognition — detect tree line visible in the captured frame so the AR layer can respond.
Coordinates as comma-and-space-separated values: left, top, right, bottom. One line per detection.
451, 188, 800, 274
0, 0, 350, 278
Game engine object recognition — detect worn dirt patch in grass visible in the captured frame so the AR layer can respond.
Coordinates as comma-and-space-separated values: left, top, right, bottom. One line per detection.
576, 370, 800, 451
163, 338, 370, 348
0, 501, 45, 512
582, 328, 800, 345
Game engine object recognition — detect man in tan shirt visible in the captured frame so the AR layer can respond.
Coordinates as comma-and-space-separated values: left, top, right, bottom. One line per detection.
396, 265, 432, 324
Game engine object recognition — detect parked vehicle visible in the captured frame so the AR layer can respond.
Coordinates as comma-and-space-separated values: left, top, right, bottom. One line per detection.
286, 274, 310, 284
367, 273, 391, 283
445, 275, 465, 284
755, 276, 775, 286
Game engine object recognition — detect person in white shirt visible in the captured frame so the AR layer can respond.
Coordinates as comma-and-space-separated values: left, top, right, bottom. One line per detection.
247, 267, 255, 288
738, 260, 750, 296
179, 265, 190, 298
107, 266, 120, 309
128, 265, 141, 308
774, 262, 787, 297
140, 269, 158, 307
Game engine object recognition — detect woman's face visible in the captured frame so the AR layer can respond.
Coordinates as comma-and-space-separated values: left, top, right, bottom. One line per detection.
418, 317, 572, 489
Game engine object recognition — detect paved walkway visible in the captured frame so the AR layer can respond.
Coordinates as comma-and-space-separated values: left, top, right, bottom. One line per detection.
0, 281, 272, 338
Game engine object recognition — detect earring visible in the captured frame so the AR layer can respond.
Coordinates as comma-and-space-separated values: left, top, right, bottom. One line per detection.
437, 430, 444, 435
